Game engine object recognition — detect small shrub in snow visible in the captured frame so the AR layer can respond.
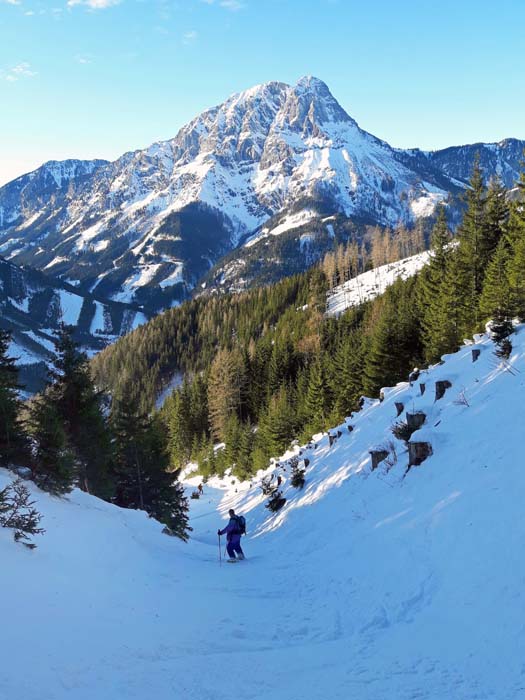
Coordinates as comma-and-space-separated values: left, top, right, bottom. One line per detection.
495, 338, 512, 360
391, 421, 413, 443
260, 475, 276, 496
453, 389, 470, 408
383, 441, 398, 470
265, 490, 286, 512
290, 458, 306, 488
0, 479, 44, 548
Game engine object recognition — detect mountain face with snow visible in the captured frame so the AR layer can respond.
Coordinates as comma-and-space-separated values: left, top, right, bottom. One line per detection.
0, 159, 108, 230
0, 256, 147, 392
0, 77, 523, 308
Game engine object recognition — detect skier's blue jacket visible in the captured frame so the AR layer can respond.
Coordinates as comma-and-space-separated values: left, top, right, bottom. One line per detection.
219, 517, 241, 545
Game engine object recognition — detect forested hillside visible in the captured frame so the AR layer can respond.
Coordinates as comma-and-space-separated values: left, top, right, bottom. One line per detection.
91, 165, 524, 480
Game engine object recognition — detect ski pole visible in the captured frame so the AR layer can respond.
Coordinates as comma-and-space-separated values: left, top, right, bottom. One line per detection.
218, 533, 222, 566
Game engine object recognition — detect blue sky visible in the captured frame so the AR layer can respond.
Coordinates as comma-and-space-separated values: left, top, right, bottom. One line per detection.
1, 0, 524, 185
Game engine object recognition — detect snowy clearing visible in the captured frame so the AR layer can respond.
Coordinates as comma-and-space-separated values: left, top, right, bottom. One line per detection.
326, 250, 431, 317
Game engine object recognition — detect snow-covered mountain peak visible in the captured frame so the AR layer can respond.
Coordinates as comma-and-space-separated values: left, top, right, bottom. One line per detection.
282, 75, 356, 131
1, 77, 524, 308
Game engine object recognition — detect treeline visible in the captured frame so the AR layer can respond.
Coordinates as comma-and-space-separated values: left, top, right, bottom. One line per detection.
0, 327, 190, 540
321, 222, 427, 289
91, 161, 524, 482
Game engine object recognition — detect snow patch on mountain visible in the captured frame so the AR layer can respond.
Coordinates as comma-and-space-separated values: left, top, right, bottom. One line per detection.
58, 289, 84, 326
327, 250, 431, 317
245, 209, 318, 247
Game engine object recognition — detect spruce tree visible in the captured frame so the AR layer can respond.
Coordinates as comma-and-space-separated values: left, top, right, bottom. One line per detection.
331, 329, 365, 418
418, 206, 451, 362
455, 160, 495, 333
302, 358, 329, 437
479, 238, 513, 344
167, 390, 191, 470
28, 395, 75, 495
0, 330, 28, 466
207, 347, 247, 441
112, 397, 191, 539
507, 173, 525, 319
483, 177, 509, 262
363, 297, 399, 397
48, 325, 113, 498
258, 385, 296, 458
431, 249, 470, 358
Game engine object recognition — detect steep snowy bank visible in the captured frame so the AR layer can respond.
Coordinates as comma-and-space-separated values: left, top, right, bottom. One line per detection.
2, 325, 525, 699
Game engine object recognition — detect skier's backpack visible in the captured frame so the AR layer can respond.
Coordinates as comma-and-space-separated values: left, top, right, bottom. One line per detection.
233, 514, 246, 536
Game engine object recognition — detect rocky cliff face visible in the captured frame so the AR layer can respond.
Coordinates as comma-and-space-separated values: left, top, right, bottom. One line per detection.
0, 77, 523, 308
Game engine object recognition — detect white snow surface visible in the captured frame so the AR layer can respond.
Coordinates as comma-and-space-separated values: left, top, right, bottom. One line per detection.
155, 371, 184, 409
89, 300, 107, 335
7, 338, 43, 365
58, 289, 84, 326
2, 326, 525, 698
244, 209, 318, 248
326, 250, 431, 317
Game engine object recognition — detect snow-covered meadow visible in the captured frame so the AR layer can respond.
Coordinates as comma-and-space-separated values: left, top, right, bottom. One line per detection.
2, 325, 525, 699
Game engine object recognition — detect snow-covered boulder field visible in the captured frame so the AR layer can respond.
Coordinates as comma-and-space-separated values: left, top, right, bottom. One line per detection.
2, 325, 525, 699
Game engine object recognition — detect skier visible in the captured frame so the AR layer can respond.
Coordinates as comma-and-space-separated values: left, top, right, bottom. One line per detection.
218, 509, 245, 562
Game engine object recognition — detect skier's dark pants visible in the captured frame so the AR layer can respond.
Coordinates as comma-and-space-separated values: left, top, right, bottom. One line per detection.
227, 535, 243, 558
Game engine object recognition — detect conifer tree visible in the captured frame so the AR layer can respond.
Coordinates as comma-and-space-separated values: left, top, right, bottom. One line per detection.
483, 177, 509, 262
0, 330, 28, 466
302, 358, 329, 436
418, 206, 451, 362
167, 390, 191, 470
48, 325, 113, 498
363, 297, 399, 397
112, 396, 191, 539
28, 395, 75, 495
479, 237, 513, 344
207, 347, 247, 440
189, 373, 209, 439
507, 172, 525, 319
234, 421, 253, 480
455, 160, 493, 332
258, 385, 296, 458
331, 329, 365, 418
431, 249, 469, 358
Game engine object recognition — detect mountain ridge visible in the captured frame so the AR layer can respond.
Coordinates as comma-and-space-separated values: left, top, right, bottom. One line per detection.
0, 76, 523, 309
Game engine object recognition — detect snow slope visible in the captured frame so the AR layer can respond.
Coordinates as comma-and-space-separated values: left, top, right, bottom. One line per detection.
326, 249, 431, 316
2, 325, 525, 699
